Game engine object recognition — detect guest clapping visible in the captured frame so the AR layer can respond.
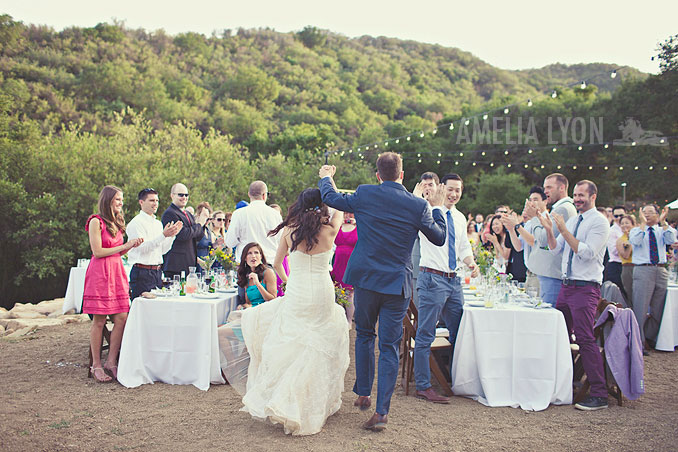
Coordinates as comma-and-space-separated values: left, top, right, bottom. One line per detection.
83, 186, 144, 383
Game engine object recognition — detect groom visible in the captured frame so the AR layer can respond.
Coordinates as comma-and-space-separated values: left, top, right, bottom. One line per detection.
319, 152, 446, 431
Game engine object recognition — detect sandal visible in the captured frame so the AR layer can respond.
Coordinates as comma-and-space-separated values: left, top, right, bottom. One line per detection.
91, 366, 113, 383
103, 364, 118, 380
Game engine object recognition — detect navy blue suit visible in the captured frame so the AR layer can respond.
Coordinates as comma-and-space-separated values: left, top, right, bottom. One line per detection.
319, 177, 445, 414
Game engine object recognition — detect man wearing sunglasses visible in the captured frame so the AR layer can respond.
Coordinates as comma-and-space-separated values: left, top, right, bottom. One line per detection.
604, 205, 627, 300
127, 189, 183, 300
161, 183, 210, 279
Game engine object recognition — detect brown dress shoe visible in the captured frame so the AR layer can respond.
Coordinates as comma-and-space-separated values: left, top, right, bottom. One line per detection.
416, 387, 451, 404
354, 395, 371, 410
362, 412, 388, 431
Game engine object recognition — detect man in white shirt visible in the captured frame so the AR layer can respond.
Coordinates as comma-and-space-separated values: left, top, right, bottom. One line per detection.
412, 173, 479, 403
225, 181, 283, 264
604, 205, 627, 298
126, 188, 183, 300
539, 180, 610, 411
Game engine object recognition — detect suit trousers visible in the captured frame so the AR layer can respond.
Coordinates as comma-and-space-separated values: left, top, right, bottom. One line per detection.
632, 265, 668, 342
556, 284, 608, 398
353, 286, 409, 415
129, 266, 162, 301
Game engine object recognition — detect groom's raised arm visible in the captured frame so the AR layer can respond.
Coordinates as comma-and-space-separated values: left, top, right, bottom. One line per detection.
419, 205, 446, 246
318, 175, 357, 213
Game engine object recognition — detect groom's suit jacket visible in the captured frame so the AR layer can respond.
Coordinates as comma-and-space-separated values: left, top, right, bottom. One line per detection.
320, 178, 446, 297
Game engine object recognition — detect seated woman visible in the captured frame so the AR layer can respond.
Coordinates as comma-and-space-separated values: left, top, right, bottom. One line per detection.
237, 242, 277, 309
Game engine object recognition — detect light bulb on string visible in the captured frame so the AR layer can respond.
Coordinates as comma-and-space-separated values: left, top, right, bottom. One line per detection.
631, 141, 636, 146
557, 165, 562, 169
490, 162, 494, 167
580, 81, 587, 89
483, 114, 488, 120
524, 164, 528, 168
504, 107, 509, 114
660, 138, 665, 143
481, 151, 486, 156
407, 136, 411, 141
611, 70, 617, 79
418, 158, 422, 163
420, 132, 425, 138
649, 166, 654, 170
384, 142, 388, 146
551, 90, 557, 98
573, 165, 577, 170
664, 166, 668, 170
634, 166, 639, 170
507, 163, 512, 168
464, 119, 470, 126
357, 147, 361, 151
432, 129, 437, 135
395, 139, 400, 144
604, 166, 609, 170
578, 146, 583, 150
449, 123, 454, 130
455, 161, 459, 165
504, 150, 509, 155
588, 166, 593, 170
528, 149, 533, 154
417, 153, 421, 157
527, 99, 533, 107
552, 147, 557, 152
619, 166, 623, 170
436, 160, 440, 164
348, 149, 353, 153
472, 162, 477, 166
459, 152, 464, 156
540, 164, 545, 169
604, 144, 609, 149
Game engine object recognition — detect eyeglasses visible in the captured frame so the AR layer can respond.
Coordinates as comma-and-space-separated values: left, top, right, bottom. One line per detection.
213, 218, 226, 222
613, 214, 624, 218
174, 193, 189, 198
496, 210, 508, 214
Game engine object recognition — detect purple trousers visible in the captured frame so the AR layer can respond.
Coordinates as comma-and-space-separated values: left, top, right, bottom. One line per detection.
556, 284, 608, 398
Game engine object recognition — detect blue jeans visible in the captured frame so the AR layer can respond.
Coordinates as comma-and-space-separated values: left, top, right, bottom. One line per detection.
538, 275, 562, 306
414, 272, 464, 391
353, 286, 409, 415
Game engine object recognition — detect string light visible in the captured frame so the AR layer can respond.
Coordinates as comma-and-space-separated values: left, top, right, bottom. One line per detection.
464, 119, 470, 126
472, 162, 477, 166
407, 136, 411, 141
551, 90, 558, 98
490, 162, 494, 167
455, 161, 459, 165
420, 132, 425, 138
459, 152, 464, 156
604, 166, 609, 170
449, 123, 454, 130
611, 70, 617, 79
588, 166, 593, 170
481, 151, 486, 156
524, 164, 529, 168
580, 81, 587, 89
649, 166, 654, 170
619, 166, 623, 170
552, 147, 557, 152
528, 149, 533, 154
660, 138, 665, 143
504, 150, 509, 155
431, 129, 437, 135
395, 139, 400, 144
507, 163, 512, 168
437, 153, 442, 157
504, 107, 509, 114
557, 165, 562, 169
527, 99, 533, 107
483, 114, 488, 120
573, 165, 577, 170
578, 146, 583, 150
604, 144, 609, 149
634, 166, 639, 170
436, 160, 440, 164
631, 141, 636, 146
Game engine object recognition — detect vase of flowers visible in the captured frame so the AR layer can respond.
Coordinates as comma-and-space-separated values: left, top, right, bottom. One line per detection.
214, 248, 236, 272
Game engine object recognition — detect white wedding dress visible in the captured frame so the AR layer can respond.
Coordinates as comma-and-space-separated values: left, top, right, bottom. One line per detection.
218, 250, 350, 436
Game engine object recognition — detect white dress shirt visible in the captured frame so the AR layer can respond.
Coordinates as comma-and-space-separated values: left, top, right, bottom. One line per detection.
607, 222, 623, 263
419, 205, 473, 273
629, 224, 677, 265
225, 200, 283, 263
552, 208, 610, 284
126, 211, 175, 266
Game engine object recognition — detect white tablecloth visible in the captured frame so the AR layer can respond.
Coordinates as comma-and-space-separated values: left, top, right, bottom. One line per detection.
62, 263, 132, 314
451, 304, 573, 411
656, 286, 678, 352
117, 292, 239, 391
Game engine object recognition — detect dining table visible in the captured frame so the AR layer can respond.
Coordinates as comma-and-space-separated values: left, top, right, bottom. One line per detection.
655, 284, 678, 352
117, 291, 239, 391
62, 261, 132, 314
451, 292, 573, 411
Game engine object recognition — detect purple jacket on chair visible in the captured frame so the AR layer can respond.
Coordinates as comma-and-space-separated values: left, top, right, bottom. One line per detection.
594, 304, 645, 400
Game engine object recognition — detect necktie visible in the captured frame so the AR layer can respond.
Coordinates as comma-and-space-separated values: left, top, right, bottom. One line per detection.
648, 227, 659, 264
446, 210, 457, 271
183, 210, 192, 225
566, 215, 583, 278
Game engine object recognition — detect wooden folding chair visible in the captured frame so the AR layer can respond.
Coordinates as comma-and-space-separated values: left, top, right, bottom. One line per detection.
571, 300, 624, 406
401, 299, 454, 396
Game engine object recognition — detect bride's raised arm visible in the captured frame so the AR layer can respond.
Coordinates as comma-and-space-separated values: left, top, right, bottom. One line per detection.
328, 207, 344, 233
273, 227, 291, 283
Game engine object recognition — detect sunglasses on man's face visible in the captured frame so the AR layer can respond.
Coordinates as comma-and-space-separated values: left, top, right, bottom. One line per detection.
174, 193, 189, 198
213, 218, 226, 222
613, 214, 624, 218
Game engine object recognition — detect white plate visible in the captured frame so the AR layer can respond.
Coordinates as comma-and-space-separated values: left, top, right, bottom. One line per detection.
192, 293, 219, 299
465, 300, 485, 307
150, 290, 171, 297
217, 288, 237, 293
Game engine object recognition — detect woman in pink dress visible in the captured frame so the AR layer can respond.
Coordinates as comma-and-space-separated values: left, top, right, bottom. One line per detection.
83, 186, 143, 383
330, 212, 358, 324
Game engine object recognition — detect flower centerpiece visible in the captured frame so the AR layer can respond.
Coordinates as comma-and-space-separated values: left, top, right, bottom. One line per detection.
197, 249, 218, 273
214, 248, 236, 272
472, 239, 496, 278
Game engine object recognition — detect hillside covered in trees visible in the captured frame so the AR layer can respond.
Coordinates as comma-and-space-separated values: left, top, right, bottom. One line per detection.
0, 14, 676, 307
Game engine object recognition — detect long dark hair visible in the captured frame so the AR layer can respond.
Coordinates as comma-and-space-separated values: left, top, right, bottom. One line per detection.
237, 242, 268, 288
268, 188, 329, 252
97, 185, 126, 237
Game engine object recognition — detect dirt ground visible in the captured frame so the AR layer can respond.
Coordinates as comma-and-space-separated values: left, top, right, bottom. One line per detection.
1, 322, 677, 452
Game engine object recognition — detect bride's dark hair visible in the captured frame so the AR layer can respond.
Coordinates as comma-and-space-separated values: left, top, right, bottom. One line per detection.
268, 188, 329, 252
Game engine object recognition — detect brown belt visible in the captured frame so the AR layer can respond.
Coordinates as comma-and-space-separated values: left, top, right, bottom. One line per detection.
419, 266, 457, 278
622, 263, 635, 267
134, 263, 162, 270
637, 263, 659, 267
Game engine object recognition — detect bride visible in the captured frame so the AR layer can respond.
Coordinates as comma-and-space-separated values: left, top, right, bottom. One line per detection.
218, 188, 350, 436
